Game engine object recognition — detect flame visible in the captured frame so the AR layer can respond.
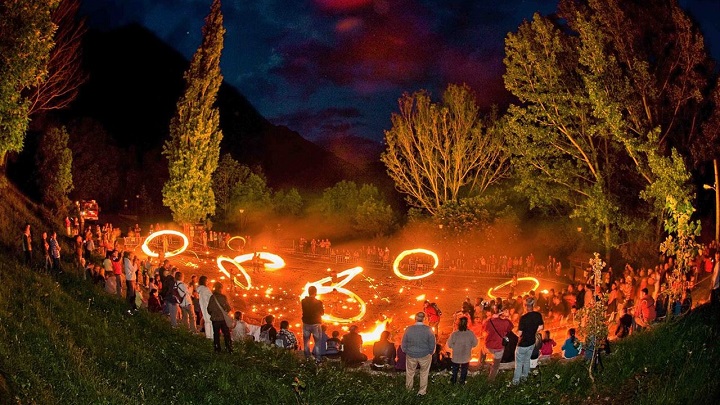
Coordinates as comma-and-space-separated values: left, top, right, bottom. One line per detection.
359, 321, 390, 344
303, 266, 366, 323
487, 277, 541, 299
392, 248, 438, 280
226, 236, 246, 251
141, 230, 189, 258
216, 256, 252, 290
234, 252, 286, 270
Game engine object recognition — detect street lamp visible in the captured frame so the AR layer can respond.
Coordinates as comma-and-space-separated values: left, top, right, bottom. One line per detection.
239, 208, 245, 234
704, 182, 719, 243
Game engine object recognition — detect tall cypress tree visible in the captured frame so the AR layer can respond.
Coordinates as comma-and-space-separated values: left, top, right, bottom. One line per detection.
162, 0, 225, 225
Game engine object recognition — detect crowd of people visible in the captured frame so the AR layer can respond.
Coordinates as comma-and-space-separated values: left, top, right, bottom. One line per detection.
18, 220, 720, 396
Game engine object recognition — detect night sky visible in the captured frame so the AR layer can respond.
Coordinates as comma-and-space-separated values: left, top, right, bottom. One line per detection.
81, 0, 720, 144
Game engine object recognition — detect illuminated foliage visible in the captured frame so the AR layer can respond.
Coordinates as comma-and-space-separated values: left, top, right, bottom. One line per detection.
35, 125, 73, 213
317, 180, 395, 236
503, 0, 714, 259
272, 188, 303, 216
382, 84, 508, 216
24, 0, 87, 116
0, 0, 59, 166
163, 0, 225, 225
212, 153, 251, 217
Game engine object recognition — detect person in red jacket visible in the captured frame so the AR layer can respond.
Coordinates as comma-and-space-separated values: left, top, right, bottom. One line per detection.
484, 309, 513, 380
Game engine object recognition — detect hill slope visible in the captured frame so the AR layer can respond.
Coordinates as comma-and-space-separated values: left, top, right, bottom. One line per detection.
68, 24, 363, 190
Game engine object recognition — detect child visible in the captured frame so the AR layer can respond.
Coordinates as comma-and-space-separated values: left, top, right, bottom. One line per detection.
148, 288, 163, 313
540, 330, 556, 356
561, 328, 581, 359
232, 311, 250, 342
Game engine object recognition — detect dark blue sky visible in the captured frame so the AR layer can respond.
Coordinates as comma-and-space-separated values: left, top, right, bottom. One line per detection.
81, 0, 720, 144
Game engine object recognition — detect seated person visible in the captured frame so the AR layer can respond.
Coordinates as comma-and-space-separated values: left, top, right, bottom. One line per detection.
561, 328, 581, 359
540, 330, 556, 356
259, 315, 278, 344
372, 331, 396, 367
615, 307, 633, 339
341, 325, 367, 366
276, 320, 299, 350
147, 289, 163, 313
324, 330, 342, 359
231, 311, 250, 342
394, 345, 407, 371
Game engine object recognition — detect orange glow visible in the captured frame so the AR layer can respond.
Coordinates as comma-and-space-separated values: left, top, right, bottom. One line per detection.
226, 236, 246, 251
359, 321, 390, 345
301, 266, 366, 323
216, 256, 252, 290
233, 252, 286, 270
141, 230, 189, 258
487, 277, 540, 299
416, 294, 426, 301
393, 248, 438, 280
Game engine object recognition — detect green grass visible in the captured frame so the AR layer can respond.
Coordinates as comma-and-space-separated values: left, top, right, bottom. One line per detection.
1, 253, 719, 404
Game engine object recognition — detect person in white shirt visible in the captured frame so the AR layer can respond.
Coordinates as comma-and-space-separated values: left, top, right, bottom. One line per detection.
197, 275, 214, 339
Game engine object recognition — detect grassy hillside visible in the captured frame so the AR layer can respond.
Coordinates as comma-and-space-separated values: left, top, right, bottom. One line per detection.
1, 178, 719, 404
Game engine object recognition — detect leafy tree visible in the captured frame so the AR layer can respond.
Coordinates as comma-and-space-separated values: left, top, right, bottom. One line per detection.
231, 172, 271, 210
318, 180, 361, 215
577, 253, 608, 386
162, 0, 225, 225
354, 198, 395, 237
36, 125, 73, 212
212, 153, 250, 217
67, 118, 121, 209
24, 0, 87, 117
273, 188, 303, 216
503, 1, 715, 259
382, 84, 508, 216
317, 180, 395, 236
0, 0, 59, 167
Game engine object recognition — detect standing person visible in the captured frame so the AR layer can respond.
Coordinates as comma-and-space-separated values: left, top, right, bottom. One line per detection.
41, 232, 52, 272
207, 282, 232, 353
401, 312, 436, 396
74, 235, 84, 275
48, 231, 62, 275
176, 272, 197, 332
423, 300, 441, 337
197, 275, 214, 339
513, 298, 544, 385
301, 285, 325, 360
111, 250, 123, 298
161, 266, 176, 316
447, 317, 478, 385
711, 251, 720, 311
21, 224, 33, 266
123, 252, 137, 313
484, 308, 514, 380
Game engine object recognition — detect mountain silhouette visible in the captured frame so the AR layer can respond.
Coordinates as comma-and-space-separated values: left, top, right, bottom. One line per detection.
70, 24, 363, 191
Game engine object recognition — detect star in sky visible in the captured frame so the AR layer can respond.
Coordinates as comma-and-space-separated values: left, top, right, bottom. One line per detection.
81, 0, 720, 144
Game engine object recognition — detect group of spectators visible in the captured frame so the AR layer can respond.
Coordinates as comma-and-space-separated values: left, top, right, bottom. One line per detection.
20, 220, 720, 396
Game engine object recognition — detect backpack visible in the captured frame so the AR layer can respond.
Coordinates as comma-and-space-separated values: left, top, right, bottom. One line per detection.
171, 282, 185, 304
431, 303, 442, 316
275, 333, 290, 349
258, 326, 272, 344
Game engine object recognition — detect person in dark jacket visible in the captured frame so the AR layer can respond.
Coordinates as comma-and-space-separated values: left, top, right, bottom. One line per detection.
207, 282, 232, 353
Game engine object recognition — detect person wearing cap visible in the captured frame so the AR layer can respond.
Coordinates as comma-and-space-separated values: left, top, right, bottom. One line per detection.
401, 312, 436, 396
513, 298, 543, 385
